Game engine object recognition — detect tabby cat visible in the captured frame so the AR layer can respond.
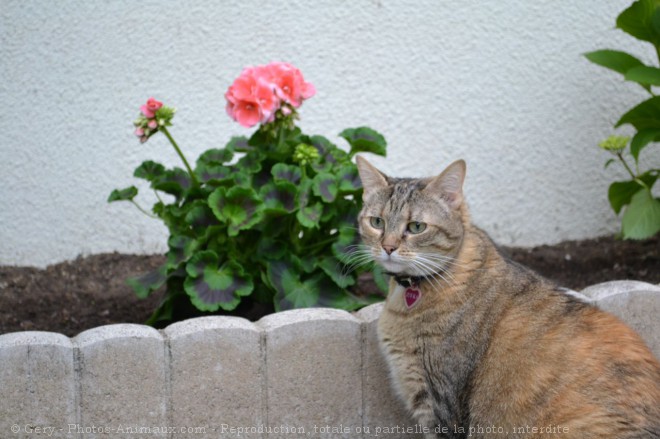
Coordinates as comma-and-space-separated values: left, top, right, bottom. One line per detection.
355, 156, 660, 438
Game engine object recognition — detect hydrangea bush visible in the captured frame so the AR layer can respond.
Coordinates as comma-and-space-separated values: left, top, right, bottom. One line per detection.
586, 0, 660, 239
110, 62, 388, 324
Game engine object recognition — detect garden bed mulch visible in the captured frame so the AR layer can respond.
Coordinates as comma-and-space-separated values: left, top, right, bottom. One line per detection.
0, 235, 658, 337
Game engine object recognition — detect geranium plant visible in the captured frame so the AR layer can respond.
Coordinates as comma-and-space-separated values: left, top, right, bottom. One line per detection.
585, 0, 660, 239
109, 62, 388, 324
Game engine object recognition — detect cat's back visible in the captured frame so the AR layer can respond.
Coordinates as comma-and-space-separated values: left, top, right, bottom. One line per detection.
471, 258, 660, 438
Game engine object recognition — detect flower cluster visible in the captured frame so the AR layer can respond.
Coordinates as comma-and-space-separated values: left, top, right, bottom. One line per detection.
292, 143, 320, 166
598, 135, 630, 154
133, 98, 175, 143
225, 62, 316, 128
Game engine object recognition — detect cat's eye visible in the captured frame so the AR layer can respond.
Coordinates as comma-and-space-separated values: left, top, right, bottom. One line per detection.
407, 221, 427, 234
370, 217, 384, 229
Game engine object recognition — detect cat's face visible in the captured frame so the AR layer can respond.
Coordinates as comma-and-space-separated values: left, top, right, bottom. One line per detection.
355, 157, 467, 277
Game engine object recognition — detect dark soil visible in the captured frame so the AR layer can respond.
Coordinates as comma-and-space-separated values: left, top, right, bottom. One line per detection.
1, 235, 658, 337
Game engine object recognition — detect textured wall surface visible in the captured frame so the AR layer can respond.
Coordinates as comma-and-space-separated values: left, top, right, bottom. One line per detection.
2, 0, 659, 266
0, 281, 659, 438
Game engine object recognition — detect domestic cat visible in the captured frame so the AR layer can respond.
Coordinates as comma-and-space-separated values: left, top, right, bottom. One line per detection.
355, 156, 660, 439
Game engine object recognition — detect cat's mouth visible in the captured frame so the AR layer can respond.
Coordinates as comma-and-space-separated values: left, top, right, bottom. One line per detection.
378, 253, 427, 276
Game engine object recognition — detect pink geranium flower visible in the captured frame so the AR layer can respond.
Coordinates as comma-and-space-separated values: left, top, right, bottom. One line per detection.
265, 62, 316, 108
140, 97, 163, 119
225, 62, 315, 128
133, 97, 174, 143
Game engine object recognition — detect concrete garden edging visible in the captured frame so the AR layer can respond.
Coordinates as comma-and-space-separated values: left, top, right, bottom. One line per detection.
1, 281, 658, 439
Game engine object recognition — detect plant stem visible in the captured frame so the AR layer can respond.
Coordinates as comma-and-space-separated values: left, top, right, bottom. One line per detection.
303, 236, 337, 252
617, 152, 637, 180
131, 200, 157, 218
160, 126, 199, 187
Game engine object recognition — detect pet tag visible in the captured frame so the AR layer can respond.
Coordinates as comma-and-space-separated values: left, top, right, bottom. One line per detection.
404, 288, 421, 309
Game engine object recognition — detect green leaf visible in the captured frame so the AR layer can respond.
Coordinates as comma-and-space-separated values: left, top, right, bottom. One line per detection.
134, 160, 166, 182
296, 178, 314, 208
195, 162, 233, 184
108, 186, 138, 202
271, 163, 302, 184
296, 203, 323, 229
616, 96, 660, 130
237, 151, 262, 174
166, 234, 199, 270
127, 264, 167, 299
260, 181, 297, 214
184, 251, 253, 311
340, 127, 387, 157
197, 148, 233, 166
312, 172, 338, 203
624, 65, 660, 86
267, 261, 320, 311
226, 136, 251, 152
616, 0, 660, 45
208, 186, 264, 236
609, 180, 644, 214
256, 238, 286, 260
319, 256, 355, 288
630, 128, 660, 161
268, 261, 356, 311
311, 148, 347, 174
622, 189, 660, 239
337, 164, 363, 193
584, 50, 647, 76
184, 201, 219, 229
608, 173, 659, 214
309, 135, 334, 156
152, 168, 193, 198
604, 158, 617, 169
281, 275, 322, 310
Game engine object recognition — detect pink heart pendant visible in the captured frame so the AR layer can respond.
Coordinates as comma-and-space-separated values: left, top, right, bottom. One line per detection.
404, 288, 421, 309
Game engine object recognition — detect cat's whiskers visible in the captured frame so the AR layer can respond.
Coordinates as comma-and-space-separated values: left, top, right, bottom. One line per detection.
412, 254, 470, 307
411, 255, 454, 290
411, 258, 447, 292
413, 254, 457, 281
340, 244, 376, 277
418, 252, 469, 270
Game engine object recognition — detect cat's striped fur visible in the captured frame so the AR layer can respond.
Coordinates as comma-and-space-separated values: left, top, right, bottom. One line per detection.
356, 156, 660, 438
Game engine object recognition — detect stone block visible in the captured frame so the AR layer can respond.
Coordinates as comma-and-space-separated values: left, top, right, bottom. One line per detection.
356, 303, 422, 439
164, 316, 264, 438
74, 324, 167, 438
0, 331, 75, 438
258, 309, 362, 439
580, 280, 660, 301
594, 289, 660, 358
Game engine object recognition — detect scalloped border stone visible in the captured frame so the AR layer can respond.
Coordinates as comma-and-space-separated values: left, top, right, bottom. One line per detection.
0, 281, 658, 438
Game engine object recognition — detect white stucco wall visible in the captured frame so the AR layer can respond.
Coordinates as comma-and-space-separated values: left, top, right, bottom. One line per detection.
1, 0, 658, 267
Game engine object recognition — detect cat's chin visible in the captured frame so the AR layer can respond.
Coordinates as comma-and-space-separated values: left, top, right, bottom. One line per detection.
379, 260, 421, 276
377, 260, 402, 273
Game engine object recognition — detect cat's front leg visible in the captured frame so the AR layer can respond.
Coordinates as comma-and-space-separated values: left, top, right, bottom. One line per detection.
406, 386, 465, 439
405, 387, 438, 438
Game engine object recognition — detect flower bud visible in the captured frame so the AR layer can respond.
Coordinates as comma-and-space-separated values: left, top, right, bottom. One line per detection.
292, 143, 320, 166
598, 135, 629, 154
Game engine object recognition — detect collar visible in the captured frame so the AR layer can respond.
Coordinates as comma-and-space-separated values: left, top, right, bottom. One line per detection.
385, 272, 428, 288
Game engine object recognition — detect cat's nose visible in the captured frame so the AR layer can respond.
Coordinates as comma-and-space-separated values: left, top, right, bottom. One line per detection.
382, 245, 397, 255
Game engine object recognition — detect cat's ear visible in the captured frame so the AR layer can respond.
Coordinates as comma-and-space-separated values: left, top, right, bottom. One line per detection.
424, 159, 466, 209
356, 156, 389, 198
